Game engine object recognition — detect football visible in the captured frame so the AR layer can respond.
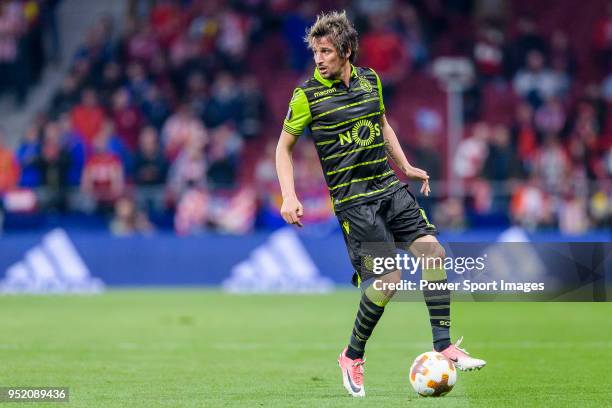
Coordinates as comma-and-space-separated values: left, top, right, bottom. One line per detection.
409, 351, 457, 397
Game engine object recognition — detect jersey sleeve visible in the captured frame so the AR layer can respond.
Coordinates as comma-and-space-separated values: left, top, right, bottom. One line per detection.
370, 68, 385, 114
282, 88, 312, 136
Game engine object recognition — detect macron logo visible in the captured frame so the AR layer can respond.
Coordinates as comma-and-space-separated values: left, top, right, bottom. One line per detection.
313, 88, 336, 98
0, 228, 104, 294
223, 227, 333, 293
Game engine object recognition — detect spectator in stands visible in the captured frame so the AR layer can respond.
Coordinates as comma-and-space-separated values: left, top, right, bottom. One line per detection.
162, 103, 207, 161
125, 61, 151, 104
0, 129, 20, 193
167, 126, 208, 200
35, 122, 71, 211
254, 139, 277, 190
185, 71, 207, 120
140, 84, 171, 131
482, 124, 522, 182
95, 120, 132, 173
215, 8, 254, 72
207, 123, 243, 188
533, 133, 570, 192
466, 178, 493, 214
567, 136, 589, 177
70, 88, 106, 146
110, 195, 154, 236
406, 110, 441, 214
534, 97, 566, 135
57, 113, 86, 186
168, 33, 202, 88
412, 131, 442, 182
568, 100, 607, 180
238, 75, 264, 140
511, 102, 538, 166
111, 87, 144, 152
95, 61, 124, 107
359, 13, 409, 88
571, 99, 601, 138
282, 3, 316, 71
70, 57, 92, 88
510, 176, 554, 229
473, 23, 505, 81
174, 187, 209, 236
507, 15, 547, 74
204, 72, 241, 128
49, 74, 81, 117
149, 51, 172, 89
453, 122, 490, 179
126, 20, 159, 63
149, 0, 182, 48
397, 3, 428, 70
409, 109, 443, 182
133, 126, 167, 186
582, 86, 608, 145
559, 192, 589, 234
81, 130, 125, 212
73, 17, 115, 71
572, 121, 608, 181
550, 30, 576, 77
513, 50, 568, 108
16, 124, 41, 187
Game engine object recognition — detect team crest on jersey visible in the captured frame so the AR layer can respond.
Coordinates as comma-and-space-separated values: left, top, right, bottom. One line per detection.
362, 254, 374, 272
358, 76, 373, 93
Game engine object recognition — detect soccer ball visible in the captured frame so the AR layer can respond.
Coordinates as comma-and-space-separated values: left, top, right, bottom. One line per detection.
409, 351, 457, 397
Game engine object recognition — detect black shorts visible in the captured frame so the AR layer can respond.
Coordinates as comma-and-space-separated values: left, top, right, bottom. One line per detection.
336, 184, 437, 286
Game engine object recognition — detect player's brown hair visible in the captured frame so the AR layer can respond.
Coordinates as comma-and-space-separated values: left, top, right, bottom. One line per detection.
305, 10, 358, 63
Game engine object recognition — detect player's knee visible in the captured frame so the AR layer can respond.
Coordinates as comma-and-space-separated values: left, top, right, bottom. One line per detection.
381, 270, 401, 284
381, 270, 401, 298
368, 270, 401, 301
421, 244, 447, 283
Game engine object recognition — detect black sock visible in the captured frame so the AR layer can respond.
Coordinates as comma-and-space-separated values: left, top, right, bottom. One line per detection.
423, 278, 451, 352
346, 294, 385, 359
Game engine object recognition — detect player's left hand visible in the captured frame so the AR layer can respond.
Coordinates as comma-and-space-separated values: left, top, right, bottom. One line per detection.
404, 166, 430, 197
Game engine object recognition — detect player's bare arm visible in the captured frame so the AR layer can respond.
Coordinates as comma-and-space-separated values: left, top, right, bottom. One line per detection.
276, 130, 304, 227
381, 114, 431, 196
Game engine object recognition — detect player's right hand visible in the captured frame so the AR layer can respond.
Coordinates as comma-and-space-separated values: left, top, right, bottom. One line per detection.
280, 196, 304, 227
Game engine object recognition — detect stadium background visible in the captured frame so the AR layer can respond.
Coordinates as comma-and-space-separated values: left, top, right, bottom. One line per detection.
0, 1, 610, 406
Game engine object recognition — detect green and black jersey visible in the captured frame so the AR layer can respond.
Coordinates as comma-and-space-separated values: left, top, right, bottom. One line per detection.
283, 65, 402, 212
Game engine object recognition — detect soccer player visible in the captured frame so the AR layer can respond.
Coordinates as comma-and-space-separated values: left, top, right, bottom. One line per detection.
275, 11, 486, 397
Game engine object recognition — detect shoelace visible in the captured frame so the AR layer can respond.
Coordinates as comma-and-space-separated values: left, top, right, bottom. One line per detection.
454, 336, 471, 355
351, 359, 365, 383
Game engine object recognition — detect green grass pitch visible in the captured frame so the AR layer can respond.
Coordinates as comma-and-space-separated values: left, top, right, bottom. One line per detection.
0, 290, 610, 407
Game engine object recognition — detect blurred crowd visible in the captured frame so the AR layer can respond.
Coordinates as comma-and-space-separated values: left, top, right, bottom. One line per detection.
0, 0, 610, 235
1, 0, 265, 235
